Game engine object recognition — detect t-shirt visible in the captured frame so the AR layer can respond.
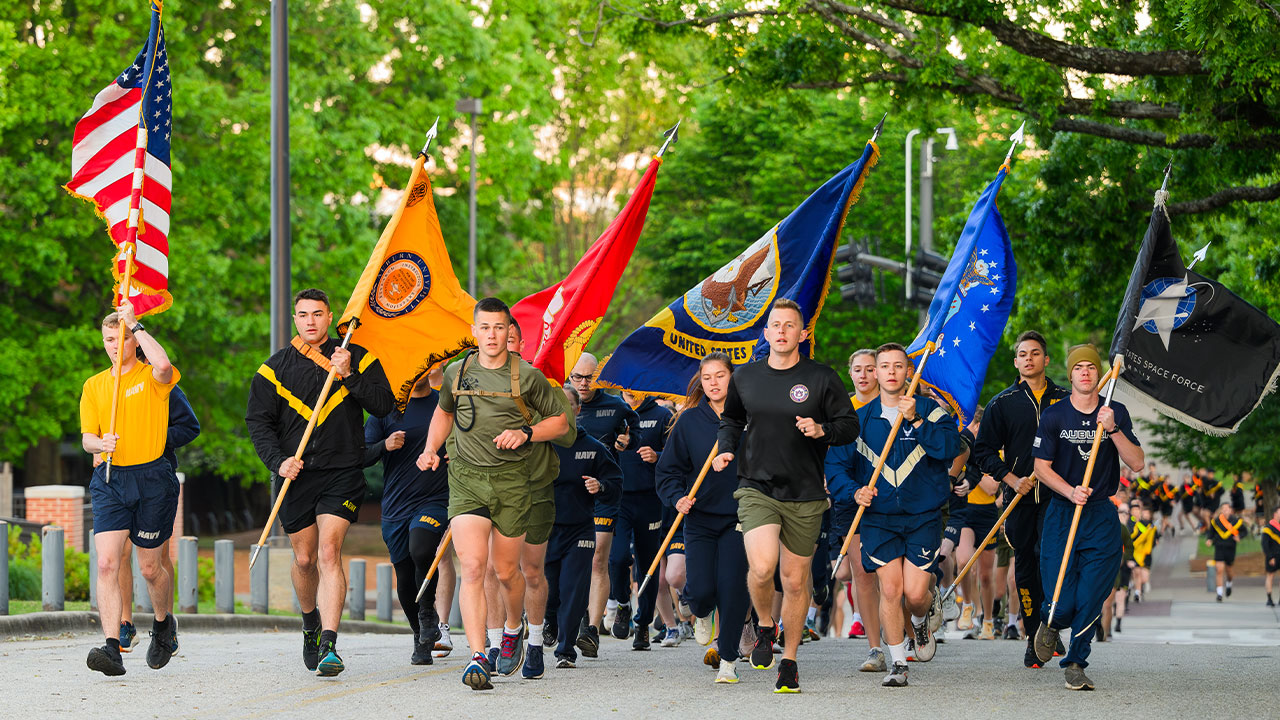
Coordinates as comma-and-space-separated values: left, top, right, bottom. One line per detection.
961, 427, 994, 505
1033, 398, 1139, 505
364, 391, 449, 521
81, 362, 181, 466
439, 352, 565, 468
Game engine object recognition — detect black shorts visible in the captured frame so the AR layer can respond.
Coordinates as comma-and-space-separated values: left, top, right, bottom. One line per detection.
1266, 554, 1279, 573
963, 503, 999, 550
90, 458, 179, 549
944, 503, 966, 548
1160, 502, 1174, 517
282, 467, 365, 534
1214, 544, 1237, 566
594, 498, 619, 534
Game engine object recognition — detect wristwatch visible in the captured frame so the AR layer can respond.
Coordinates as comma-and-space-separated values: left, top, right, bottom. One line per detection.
520, 424, 534, 441
129, 321, 145, 334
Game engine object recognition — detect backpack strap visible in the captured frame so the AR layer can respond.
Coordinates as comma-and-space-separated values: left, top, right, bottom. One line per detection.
451, 351, 535, 425
509, 358, 533, 425
292, 336, 334, 373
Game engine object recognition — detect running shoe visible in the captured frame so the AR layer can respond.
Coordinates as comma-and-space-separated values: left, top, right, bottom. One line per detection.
302, 627, 321, 671
882, 661, 909, 687
603, 604, 618, 637
411, 626, 433, 666
543, 623, 558, 647
771, 628, 784, 654
1004, 623, 1021, 641
522, 642, 544, 679
848, 620, 866, 639
1113, 618, 1122, 634
1032, 623, 1058, 665
316, 640, 345, 677
978, 621, 996, 640
1023, 640, 1043, 669
693, 612, 716, 646
679, 621, 694, 642
703, 646, 721, 670
462, 651, 494, 690
555, 655, 575, 669
611, 603, 633, 640
935, 626, 947, 644
119, 621, 137, 653
1216, 592, 1224, 603
487, 645, 500, 669
911, 619, 936, 662
433, 623, 454, 658
1226, 585, 1233, 597
661, 627, 682, 647
1267, 596, 1276, 608
993, 614, 1006, 635
1054, 636, 1066, 657
678, 593, 692, 620
927, 587, 943, 633
1064, 662, 1095, 691
715, 658, 739, 684
632, 630, 651, 651
417, 604, 441, 648
942, 594, 961, 622
87, 644, 126, 676
751, 624, 776, 670
496, 628, 525, 676
576, 624, 600, 658
651, 621, 666, 644
906, 636, 916, 662
146, 617, 178, 670
738, 621, 756, 659
774, 658, 800, 693
957, 604, 975, 631
803, 620, 822, 643
859, 647, 887, 673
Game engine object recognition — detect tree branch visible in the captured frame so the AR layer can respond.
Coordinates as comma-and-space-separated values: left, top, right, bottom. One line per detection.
821, 0, 917, 41
807, 1, 918, 66
1167, 180, 1280, 216
599, 0, 783, 29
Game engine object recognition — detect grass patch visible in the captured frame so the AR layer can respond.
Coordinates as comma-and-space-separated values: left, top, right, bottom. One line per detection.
1195, 535, 1261, 558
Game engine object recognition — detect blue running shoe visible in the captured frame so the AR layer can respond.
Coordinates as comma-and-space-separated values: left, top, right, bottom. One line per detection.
487, 645, 499, 669
316, 641, 345, 677
522, 642, 544, 679
496, 629, 525, 676
119, 621, 137, 653
463, 651, 494, 690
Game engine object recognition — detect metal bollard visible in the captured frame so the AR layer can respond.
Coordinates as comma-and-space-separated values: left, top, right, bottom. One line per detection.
250, 544, 269, 613
1206, 559, 1216, 592
132, 546, 153, 612
88, 539, 97, 611
376, 562, 393, 622
178, 536, 198, 613
0, 520, 8, 615
42, 526, 65, 611
349, 559, 366, 621
214, 539, 235, 613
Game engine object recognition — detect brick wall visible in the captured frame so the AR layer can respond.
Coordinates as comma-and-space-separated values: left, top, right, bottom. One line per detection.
25, 485, 86, 552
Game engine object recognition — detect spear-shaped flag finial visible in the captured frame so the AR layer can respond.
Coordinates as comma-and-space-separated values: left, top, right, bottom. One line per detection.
656, 120, 682, 158
1160, 159, 1173, 193
420, 116, 440, 156
1188, 241, 1212, 271
1003, 121, 1026, 163
871, 111, 888, 143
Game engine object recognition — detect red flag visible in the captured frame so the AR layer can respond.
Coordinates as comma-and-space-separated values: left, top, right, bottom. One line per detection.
512, 156, 662, 384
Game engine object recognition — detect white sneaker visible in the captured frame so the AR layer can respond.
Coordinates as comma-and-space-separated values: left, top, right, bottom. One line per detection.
738, 622, 757, 659
942, 594, 961, 622
694, 613, 715, 646
433, 622, 453, 658
715, 658, 739, 684
859, 647, 887, 672
957, 604, 975, 631
661, 627, 682, 647
603, 605, 618, 635
882, 661, 909, 687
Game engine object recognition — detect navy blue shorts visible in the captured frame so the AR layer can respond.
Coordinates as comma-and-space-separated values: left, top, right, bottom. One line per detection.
943, 502, 965, 547
90, 458, 178, 549
594, 499, 619, 534
963, 503, 999, 550
381, 502, 447, 564
828, 503, 857, 563
860, 511, 943, 573
660, 506, 685, 556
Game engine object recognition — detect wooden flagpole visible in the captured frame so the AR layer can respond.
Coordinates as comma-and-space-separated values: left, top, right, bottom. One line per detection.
415, 527, 454, 602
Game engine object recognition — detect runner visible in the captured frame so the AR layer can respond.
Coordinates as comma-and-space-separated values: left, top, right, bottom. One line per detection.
1262, 506, 1280, 607
246, 288, 395, 677
712, 299, 859, 693
1206, 502, 1245, 602
956, 408, 1000, 641
81, 302, 182, 676
415, 297, 570, 690
1030, 344, 1145, 691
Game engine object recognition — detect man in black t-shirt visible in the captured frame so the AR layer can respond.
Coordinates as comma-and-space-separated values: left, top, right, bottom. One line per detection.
714, 299, 859, 693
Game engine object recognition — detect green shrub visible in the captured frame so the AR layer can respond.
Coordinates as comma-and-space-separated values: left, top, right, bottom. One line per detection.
9, 560, 40, 601
65, 546, 91, 602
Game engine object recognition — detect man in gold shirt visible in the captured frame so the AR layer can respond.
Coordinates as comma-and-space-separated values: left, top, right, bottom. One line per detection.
80, 301, 180, 677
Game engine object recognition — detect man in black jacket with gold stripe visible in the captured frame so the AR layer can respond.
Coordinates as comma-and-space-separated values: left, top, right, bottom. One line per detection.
246, 288, 395, 677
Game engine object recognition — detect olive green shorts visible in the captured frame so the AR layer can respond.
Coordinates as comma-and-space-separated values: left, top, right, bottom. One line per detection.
448, 458, 533, 539
995, 530, 1013, 568
524, 482, 556, 545
733, 487, 828, 557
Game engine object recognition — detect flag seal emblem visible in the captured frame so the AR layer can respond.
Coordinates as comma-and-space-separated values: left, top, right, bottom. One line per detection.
789, 384, 809, 403
683, 231, 780, 333
370, 251, 432, 318
406, 180, 429, 208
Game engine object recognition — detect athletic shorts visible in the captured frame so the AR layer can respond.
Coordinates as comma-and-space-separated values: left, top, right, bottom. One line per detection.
525, 483, 556, 546
1116, 562, 1132, 590
859, 510, 943, 573
1266, 553, 1279, 573
1181, 497, 1195, 513
943, 503, 965, 548
963, 503, 999, 550
1214, 544, 1237, 566
662, 507, 685, 556
594, 498, 619, 534
995, 531, 1013, 568
281, 467, 365, 534
90, 457, 178, 549
448, 458, 532, 539
1161, 502, 1174, 517
733, 487, 827, 557
827, 504, 857, 563
381, 502, 448, 564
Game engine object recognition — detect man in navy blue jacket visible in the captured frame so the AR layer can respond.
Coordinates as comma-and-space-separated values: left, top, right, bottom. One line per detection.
545, 386, 622, 667
837, 343, 962, 687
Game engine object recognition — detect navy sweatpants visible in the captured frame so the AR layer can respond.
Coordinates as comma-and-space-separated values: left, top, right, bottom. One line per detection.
546, 523, 596, 661
1039, 498, 1122, 668
684, 513, 750, 662
609, 491, 663, 631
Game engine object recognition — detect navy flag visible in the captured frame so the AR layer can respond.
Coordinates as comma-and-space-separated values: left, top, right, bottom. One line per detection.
905, 166, 1017, 425
1110, 197, 1280, 435
597, 140, 881, 399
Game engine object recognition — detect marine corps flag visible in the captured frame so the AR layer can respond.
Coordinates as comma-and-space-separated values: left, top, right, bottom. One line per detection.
1109, 190, 1280, 435
338, 136, 475, 408
598, 137, 881, 399
511, 155, 662, 384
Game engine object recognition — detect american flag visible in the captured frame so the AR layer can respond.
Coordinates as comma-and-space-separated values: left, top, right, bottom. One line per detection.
66, 3, 173, 316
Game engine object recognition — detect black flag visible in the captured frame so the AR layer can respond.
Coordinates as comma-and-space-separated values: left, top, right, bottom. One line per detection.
1110, 203, 1280, 435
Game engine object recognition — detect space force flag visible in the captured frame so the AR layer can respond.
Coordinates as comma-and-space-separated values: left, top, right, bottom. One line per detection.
597, 139, 880, 399
905, 166, 1017, 426
1109, 197, 1280, 435
337, 142, 476, 409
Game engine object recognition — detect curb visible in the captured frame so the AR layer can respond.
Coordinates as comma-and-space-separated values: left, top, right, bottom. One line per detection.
0, 612, 411, 639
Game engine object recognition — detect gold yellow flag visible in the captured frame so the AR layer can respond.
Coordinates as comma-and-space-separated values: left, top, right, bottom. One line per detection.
338, 154, 475, 408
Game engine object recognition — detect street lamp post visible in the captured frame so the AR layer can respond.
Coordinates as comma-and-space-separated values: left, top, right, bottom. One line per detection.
456, 98, 482, 297
904, 127, 958, 302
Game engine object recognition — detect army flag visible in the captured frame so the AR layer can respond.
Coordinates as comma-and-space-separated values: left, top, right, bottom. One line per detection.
338, 150, 475, 408
597, 140, 880, 399
1109, 197, 1280, 435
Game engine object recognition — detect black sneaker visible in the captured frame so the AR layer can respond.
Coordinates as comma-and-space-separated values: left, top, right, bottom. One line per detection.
751, 624, 776, 670
302, 627, 321, 671
411, 628, 434, 666
1054, 636, 1066, 657
774, 658, 800, 693
543, 623, 558, 647
1024, 640, 1043, 669
1064, 662, 1094, 691
87, 644, 126, 676
555, 655, 576, 669
1267, 596, 1276, 608
1004, 624, 1020, 641
632, 630, 651, 651
417, 603, 441, 649
576, 624, 600, 658
1226, 586, 1233, 597
317, 640, 345, 677
1114, 617, 1122, 633
146, 617, 177, 670
611, 603, 633, 640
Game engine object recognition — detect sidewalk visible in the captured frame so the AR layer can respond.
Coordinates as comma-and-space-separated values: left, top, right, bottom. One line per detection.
1110, 530, 1280, 646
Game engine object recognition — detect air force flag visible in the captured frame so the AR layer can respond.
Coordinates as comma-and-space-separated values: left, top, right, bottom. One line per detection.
597, 141, 881, 399
906, 167, 1017, 425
